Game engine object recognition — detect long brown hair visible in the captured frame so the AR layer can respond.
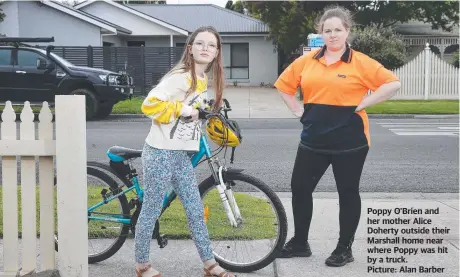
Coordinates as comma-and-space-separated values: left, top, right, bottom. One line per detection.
163, 26, 224, 112
315, 5, 354, 33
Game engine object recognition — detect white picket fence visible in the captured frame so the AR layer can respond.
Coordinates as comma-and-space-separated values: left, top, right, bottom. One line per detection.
0, 96, 88, 277
392, 43, 459, 100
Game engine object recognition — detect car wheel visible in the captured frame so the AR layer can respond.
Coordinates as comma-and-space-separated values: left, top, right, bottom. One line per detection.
96, 103, 114, 119
70, 88, 99, 120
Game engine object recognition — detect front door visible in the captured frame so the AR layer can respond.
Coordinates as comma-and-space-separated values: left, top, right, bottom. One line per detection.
12, 49, 58, 103
0, 48, 18, 102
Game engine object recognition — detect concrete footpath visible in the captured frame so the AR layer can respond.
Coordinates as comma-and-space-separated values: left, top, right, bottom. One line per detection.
86, 192, 458, 277
92, 193, 459, 277
109, 87, 458, 120
80, 192, 458, 277
0, 192, 458, 276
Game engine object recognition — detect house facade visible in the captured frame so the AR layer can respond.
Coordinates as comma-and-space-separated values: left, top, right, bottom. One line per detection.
0, 1, 131, 46
76, 1, 279, 86
392, 20, 459, 63
0, 0, 279, 87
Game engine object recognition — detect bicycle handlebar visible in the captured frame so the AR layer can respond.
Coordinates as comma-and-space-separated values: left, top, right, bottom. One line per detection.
181, 98, 232, 122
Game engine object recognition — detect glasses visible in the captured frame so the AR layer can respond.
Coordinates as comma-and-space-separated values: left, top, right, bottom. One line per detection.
193, 41, 218, 52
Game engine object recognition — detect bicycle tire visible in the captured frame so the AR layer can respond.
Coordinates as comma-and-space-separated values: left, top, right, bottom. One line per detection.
198, 170, 288, 273
54, 166, 131, 264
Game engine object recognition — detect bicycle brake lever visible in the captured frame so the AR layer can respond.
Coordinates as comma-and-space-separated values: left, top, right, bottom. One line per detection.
198, 108, 212, 120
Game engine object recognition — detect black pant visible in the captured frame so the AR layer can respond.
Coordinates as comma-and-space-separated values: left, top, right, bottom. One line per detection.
290, 144, 369, 247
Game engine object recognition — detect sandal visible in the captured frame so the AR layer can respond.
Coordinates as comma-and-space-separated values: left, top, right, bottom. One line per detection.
203, 262, 236, 277
135, 264, 161, 277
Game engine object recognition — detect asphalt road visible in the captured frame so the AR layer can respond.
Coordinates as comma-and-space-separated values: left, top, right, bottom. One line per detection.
0, 117, 457, 193
78, 117, 458, 193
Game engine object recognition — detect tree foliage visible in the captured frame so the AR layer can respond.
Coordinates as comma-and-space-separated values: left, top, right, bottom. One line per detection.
350, 26, 407, 70
0, 1, 5, 23
225, 1, 246, 14
452, 50, 459, 68
236, 1, 459, 56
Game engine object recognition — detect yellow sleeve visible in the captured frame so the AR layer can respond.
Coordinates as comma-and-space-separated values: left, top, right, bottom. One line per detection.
141, 73, 193, 124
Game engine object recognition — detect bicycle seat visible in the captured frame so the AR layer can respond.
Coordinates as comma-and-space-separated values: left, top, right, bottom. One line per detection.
107, 146, 143, 162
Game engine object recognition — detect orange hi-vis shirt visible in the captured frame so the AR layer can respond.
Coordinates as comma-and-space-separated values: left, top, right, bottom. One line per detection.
275, 44, 399, 154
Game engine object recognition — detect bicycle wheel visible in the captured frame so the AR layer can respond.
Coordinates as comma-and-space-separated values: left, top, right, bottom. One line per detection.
198, 170, 287, 273
54, 166, 131, 264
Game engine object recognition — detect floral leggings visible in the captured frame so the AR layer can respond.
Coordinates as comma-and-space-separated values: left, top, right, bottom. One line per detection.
134, 143, 214, 263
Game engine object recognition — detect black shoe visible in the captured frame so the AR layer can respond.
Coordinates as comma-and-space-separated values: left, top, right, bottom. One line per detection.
325, 244, 354, 267
278, 237, 312, 258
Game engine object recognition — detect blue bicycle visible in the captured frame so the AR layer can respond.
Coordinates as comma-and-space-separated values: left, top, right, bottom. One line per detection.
54, 99, 287, 273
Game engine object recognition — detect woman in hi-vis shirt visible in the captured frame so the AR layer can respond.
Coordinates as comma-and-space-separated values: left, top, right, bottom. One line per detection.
275, 6, 401, 267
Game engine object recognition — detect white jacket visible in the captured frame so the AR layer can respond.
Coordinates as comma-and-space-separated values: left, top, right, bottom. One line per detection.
141, 71, 209, 151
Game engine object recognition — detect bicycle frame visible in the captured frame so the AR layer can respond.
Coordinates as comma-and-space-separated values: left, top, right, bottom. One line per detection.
87, 128, 242, 227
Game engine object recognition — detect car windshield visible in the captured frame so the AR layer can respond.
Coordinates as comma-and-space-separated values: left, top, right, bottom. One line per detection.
35, 49, 74, 67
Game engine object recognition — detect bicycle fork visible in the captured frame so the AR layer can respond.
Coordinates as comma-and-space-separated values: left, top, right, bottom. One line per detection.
209, 160, 243, 227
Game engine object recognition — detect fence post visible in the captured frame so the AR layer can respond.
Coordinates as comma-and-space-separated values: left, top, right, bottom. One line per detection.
424, 42, 431, 100
39, 102, 56, 271
140, 45, 146, 95
55, 95, 88, 277
0, 102, 19, 276
87, 45, 93, 67
20, 102, 37, 275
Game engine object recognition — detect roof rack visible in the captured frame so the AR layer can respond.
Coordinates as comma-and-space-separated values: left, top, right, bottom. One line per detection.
0, 37, 55, 43
0, 37, 55, 50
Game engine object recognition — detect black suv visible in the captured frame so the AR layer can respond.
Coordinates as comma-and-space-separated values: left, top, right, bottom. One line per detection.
0, 37, 134, 120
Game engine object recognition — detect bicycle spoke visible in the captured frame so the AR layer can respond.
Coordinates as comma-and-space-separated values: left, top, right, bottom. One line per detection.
199, 172, 287, 272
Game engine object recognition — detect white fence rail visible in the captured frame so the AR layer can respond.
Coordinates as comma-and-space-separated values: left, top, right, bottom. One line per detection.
0, 96, 88, 277
392, 43, 459, 100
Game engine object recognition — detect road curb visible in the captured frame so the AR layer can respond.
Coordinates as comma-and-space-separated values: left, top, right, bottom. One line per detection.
106, 114, 459, 119
108, 114, 146, 119
275, 192, 459, 200
7, 113, 458, 121
368, 114, 458, 119
23, 270, 60, 277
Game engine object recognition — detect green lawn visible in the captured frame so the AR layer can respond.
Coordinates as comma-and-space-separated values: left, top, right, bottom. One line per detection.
0, 186, 278, 240
112, 97, 144, 114
364, 100, 459, 114
2, 98, 458, 115
111, 98, 459, 115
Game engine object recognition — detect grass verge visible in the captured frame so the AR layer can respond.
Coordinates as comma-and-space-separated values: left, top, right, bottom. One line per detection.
4, 98, 454, 115
0, 186, 277, 240
112, 98, 459, 115
112, 97, 144, 114
365, 100, 458, 114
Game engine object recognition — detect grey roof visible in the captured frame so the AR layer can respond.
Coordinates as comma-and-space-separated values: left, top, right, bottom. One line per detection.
127, 4, 269, 34
49, 0, 132, 34
392, 22, 458, 36
78, 10, 132, 34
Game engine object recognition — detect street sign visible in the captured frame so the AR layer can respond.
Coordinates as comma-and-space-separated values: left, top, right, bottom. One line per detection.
307, 34, 324, 47
303, 46, 321, 55
302, 33, 324, 55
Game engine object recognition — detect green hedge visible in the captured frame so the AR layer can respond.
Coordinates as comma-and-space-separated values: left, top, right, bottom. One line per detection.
452, 50, 459, 68
351, 26, 407, 70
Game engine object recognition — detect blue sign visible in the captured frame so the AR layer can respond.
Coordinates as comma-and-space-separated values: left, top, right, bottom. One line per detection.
307, 34, 324, 47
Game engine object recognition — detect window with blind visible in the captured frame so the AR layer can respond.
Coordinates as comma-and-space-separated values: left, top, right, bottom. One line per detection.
175, 42, 250, 79
222, 43, 249, 79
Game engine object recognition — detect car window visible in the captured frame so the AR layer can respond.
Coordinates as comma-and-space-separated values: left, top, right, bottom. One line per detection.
35, 49, 74, 67
17, 50, 43, 67
0, 49, 12, 66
